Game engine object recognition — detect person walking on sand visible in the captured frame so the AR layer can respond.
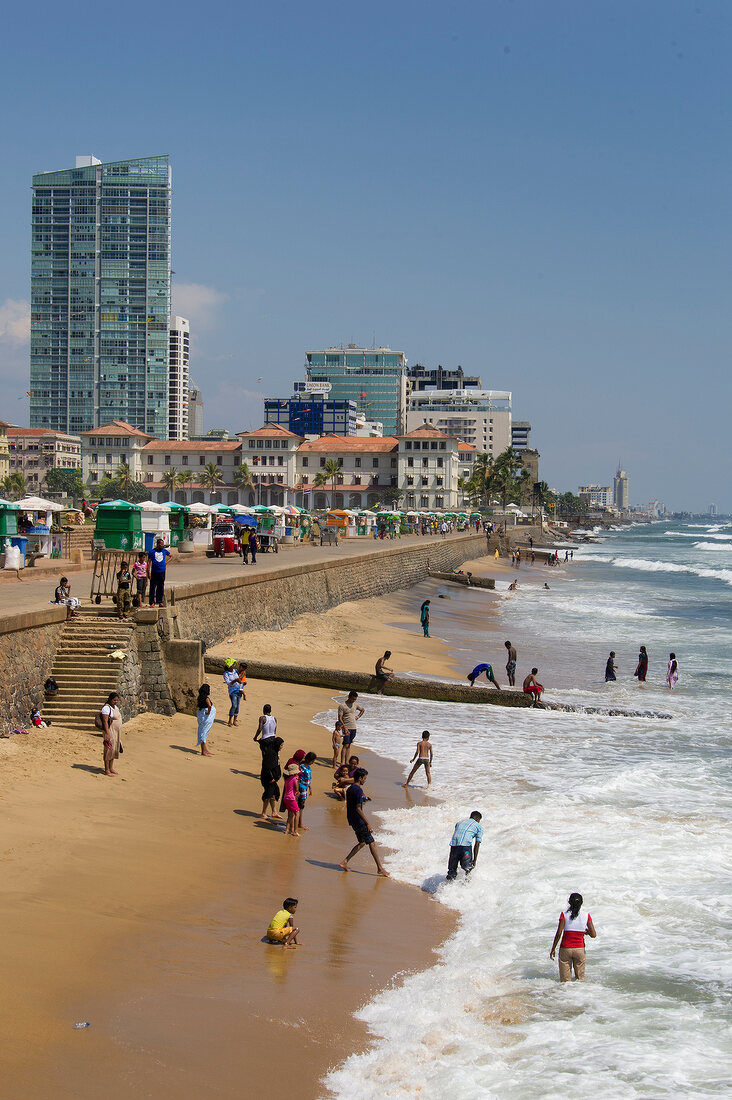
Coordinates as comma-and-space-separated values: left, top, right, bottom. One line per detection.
258, 735, 284, 821
266, 898, 301, 948
446, 811, 482, 881
331, 720, 344, 769
550, 892, 597, 982
505, 640, 517, 686
337, 691, 364, 763
196, 684, 215, 756
666, 652, 679, 690
340, 769, 390, 876
374, 650, 394, 694
420, 599, 431, 637
297, 751, 317, 832
604, 651, 617, 682
224, 660, 247, 727
403, 731, 433, 787
634, 645, 649, 683
523, 668, 544, 706
99, 691, 123, 777
467, 662, 501, 689
254, 704, 277, 743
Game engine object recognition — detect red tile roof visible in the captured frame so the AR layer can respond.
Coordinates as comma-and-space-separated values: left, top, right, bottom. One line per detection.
7, 426, 81, 439
458, 441, 477, 452
79, 420, 152, 439
400, 425, 452, 439
237, 425, 301, 439
298, 434, 399, 453
141, 441, 242, 452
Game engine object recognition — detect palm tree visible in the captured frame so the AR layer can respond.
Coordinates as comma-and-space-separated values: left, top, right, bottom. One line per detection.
1, 471, 26, 500
232, 461, 254, 497
176, 469, 195, 487
115, 462, 134, 495
197, 462, 223, 491
492, 448, 524, 532
471, 452, 497, 507
314, 459, 341, 508
162, 468, 179, 495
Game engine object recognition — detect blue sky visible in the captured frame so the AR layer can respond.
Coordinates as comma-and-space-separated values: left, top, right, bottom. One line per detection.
1, 0, 729, 511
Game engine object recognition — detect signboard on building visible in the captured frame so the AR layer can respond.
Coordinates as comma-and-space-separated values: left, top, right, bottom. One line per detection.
303, 381, 332, 395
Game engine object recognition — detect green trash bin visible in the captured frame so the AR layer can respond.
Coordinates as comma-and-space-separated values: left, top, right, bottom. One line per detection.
94, 500, 143, 552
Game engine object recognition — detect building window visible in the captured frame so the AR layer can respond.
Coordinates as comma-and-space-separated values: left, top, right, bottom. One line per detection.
164, 455, 171, 465
182, 455, 188, 465
90, 472, 98, 482
405, 441, 411, 450
92, 453, 98, 463
422, 457, 428, 467
420, 495, 429, 507
407, 476, 414, 486
354, 476, 361, 485
320, 457, 326, 468
372, 458, 378, 468
436, 477, 443, 486
431, 442, 438, 450
355, 457, 361, 468
199, 456, 205, 465
147, 456, 153, 465
390, 458, 396, 468
106, 454, 112, 464
278, 455, 284, 466
435, 495, 444, 507
437, 457, 443, 468
302, 458, 308, 467
422, 477, 428, 486
439, 442, 446, 450
216, 456, 223, 465
407, 458, 413, 468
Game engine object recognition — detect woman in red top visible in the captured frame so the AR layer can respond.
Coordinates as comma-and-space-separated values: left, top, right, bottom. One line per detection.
550, 892, 597, 982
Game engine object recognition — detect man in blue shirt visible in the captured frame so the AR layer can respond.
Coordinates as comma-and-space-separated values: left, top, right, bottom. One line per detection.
147, 537, 172, 607
446, 811, 483, 881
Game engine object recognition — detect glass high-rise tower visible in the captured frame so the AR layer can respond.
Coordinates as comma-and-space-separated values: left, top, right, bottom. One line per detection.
30, 154, 171, 437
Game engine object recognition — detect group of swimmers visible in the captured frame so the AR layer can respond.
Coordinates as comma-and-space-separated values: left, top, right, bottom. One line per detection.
604, 646, 679, 689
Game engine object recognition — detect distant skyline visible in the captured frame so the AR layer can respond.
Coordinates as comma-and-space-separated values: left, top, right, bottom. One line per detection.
0, 1, 730, 511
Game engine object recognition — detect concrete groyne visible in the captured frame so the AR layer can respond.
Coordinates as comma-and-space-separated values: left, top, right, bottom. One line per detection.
428, 571, 495, 589
204, 656, 672, 718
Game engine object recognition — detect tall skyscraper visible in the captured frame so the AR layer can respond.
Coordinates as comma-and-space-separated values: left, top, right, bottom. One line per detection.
168, 316, 189, 439
187, 380, 204, 438
613, 464, 629, 510
304, 346, 407, 434
30, 153, 171, 437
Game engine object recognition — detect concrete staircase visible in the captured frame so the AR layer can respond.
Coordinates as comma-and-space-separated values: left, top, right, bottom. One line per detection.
43, 609, 134, 731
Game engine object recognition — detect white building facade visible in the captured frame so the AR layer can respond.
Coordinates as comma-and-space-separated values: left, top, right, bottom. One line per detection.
8, 427, 82, 488
80, 420, 152, 486
405, 389, 511, 454
168, 316, 190, 440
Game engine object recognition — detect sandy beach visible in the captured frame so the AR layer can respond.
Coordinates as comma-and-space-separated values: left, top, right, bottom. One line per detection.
1, 548, 552, 1098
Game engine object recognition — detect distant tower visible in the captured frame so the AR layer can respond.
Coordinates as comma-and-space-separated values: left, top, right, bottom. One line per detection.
708, 503, 717, 517
613, 463, 629, 511
187, 379, 204, 438
168, 316, 190, 440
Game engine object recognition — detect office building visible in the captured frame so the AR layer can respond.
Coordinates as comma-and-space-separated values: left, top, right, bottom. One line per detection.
266, 385, 359, 436
187, 380, 204, 438
304, 346, 407, 434
407, 363, 481, 392
0, 420, 10, 481
405, 389, 511, 454
30, 154, 171, 437
579, 485, 613, 508
511, 421, 539, 482
168, 316, 189, 440
7, 427, 82, 488
708, 504, 717, 517
613, 465, 629, 511
80, 420, 152, 486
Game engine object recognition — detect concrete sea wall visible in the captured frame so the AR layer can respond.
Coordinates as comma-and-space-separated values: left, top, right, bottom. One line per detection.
170, 533, 487, 647
0, 607, 67, 731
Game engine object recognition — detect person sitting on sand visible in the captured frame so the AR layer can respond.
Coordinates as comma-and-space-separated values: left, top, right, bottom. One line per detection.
403, 731, 433, 787
467, 662, 501, 689
523, 668, 544, 706
266, 898, 301, 948
374, 650, 394, 694
332, 756, 360, 799
340, 769, 390, 877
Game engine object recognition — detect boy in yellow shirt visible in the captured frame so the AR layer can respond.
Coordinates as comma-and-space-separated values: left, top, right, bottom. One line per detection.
266, 898, 301, 948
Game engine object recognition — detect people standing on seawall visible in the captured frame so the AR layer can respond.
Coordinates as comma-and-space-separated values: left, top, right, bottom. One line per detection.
666, 652, 679, 690
634, 645, 649, 683
115, 560, 132, 619
196, 683, 215, 756
132, 551, 148, 604
99, 691, 123, 778
604, 651, 617, 682
504, 640, 517, 687
147, 537, 171, 607
402, 731, 433, 787
446, 811, 482, 880
549, 892, 597, 982
420, 599, 431, 637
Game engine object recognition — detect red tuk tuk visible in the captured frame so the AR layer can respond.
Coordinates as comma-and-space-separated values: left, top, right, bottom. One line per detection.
209, 522, 240, 557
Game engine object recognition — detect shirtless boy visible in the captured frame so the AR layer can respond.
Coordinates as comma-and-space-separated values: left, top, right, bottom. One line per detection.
505, 640, 517, 686
523, 667, 544, 706
374, 651, 394, 694
402, 731, 433, 787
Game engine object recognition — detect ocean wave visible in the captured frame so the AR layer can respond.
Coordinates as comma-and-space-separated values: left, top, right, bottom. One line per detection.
694, 541, 732, 551
619, 558, 732, 586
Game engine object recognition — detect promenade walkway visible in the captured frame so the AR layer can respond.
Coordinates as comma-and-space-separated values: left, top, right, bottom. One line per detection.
0, 531, 483, 622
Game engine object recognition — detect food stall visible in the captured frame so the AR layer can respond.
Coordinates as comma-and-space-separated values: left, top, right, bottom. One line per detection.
94, 500, 144, 552
139, 500, 172, 551
188, 503, 214, 549
17, 495, 65, 558
0, 498, 23, 566
356, 509, 377, 537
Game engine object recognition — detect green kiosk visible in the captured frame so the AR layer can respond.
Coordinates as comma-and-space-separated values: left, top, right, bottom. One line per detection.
94, 500, 143, 551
